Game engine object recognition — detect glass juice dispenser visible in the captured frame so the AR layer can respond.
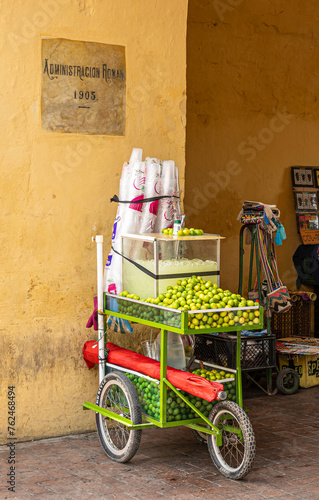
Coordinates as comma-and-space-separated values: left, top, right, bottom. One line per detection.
120, 233, 223, 299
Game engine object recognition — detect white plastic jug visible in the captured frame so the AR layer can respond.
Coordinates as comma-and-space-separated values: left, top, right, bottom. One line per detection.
154, 332, 186, 370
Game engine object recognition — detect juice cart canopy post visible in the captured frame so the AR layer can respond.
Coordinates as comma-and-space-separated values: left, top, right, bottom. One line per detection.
93, 235, 106, 383
120, 233, 224, 298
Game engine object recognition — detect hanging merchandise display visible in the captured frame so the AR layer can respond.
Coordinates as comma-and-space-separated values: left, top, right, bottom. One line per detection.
237, 200, 279, 225
237, 200, 286, 244
256, 226, 292, 315
237, 212, 298, 396
237, 200, 291, 315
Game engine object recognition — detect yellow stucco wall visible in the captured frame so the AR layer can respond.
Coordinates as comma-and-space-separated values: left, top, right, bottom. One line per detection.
0, 0, 188, 443
186, 0, 318, 293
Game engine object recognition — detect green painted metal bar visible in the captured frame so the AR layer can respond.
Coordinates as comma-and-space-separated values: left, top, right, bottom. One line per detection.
83, 401, 155, 430
159, 329, 168, 424
253, 227, 263, 303
238, 225, 245, 296
146, 417, 204, 429
164, 378, 221, 436
236, 330, 243, 408
265, 367, 273, 394
187, 423, 222, 447
181, 311, 188, 331
187, 422, 240, 438
186, 424, 215, 435
83, 401, 133, 423
244, 372, 271, 395
248, 228, 255, 293
267, 314, 271, 334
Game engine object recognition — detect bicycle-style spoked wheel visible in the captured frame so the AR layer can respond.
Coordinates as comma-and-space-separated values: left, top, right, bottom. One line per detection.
207, 400, 256, 479
96, 372, 142, 463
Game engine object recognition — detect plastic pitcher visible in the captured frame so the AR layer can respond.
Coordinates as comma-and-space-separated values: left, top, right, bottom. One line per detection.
154, 332, 186, 370
142, 340, 156, 359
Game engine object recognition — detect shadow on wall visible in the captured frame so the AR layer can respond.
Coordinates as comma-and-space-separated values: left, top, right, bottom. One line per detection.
184, 0, 319, 290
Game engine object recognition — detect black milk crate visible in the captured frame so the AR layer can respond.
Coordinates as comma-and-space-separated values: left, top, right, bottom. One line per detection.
194, 333, 276, 371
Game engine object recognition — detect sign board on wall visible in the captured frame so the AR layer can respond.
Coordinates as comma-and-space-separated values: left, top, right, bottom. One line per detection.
41, 38, 126, 135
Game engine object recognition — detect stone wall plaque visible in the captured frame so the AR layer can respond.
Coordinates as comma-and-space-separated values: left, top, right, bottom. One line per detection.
41, 38, 126, 135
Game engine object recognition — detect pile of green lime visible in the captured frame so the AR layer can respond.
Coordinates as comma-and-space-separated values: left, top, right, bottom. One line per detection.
117, 301, 179, 328
192, 367, 237, 402
161, 227, 204, 237
118, 276, 260, 330
126, 374, 161, 420
165, 388, 217, 421
126, 372, 225, 421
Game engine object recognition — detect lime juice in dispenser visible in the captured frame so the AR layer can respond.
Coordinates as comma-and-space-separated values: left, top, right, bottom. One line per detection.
121, 233, 223, 299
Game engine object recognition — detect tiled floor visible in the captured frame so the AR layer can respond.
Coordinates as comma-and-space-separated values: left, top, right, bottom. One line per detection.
1, 385, 319, 499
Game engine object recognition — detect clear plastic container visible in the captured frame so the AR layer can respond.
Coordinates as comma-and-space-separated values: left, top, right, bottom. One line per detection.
121, 233, 222, 298
141, 340, 156, 359
154, 332, 186, 370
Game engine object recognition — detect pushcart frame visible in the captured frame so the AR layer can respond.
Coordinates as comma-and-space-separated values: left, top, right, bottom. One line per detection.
84, 235, 263, 434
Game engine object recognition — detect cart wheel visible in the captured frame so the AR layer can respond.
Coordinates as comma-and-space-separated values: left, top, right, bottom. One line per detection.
276, 368, 300, 395
192, 429, 207, 445
206, 400, 256, 480
96, 372, 142, 463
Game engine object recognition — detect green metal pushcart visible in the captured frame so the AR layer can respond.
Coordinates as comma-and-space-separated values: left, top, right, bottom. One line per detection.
83, 235, 264, 480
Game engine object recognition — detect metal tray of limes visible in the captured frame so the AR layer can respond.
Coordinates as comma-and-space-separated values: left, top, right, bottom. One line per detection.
104, 288, 263, 334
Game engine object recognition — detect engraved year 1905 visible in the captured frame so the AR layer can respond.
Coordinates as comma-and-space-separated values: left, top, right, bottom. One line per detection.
74, 90, 96, 100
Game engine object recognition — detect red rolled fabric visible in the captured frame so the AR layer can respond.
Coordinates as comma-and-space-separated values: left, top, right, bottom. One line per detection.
83, 341, 224, 402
